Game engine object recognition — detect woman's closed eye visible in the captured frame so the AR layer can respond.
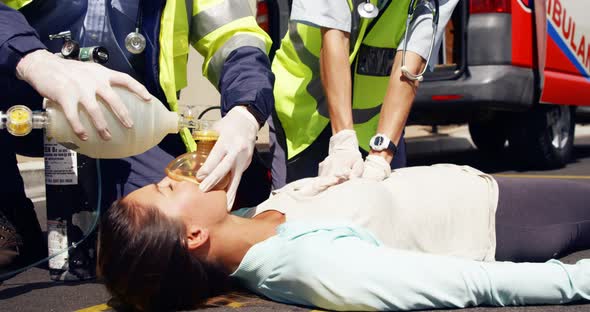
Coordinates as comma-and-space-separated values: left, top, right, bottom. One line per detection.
156, 182, 173, 196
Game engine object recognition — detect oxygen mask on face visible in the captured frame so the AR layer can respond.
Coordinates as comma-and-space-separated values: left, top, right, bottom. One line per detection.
165, 121, 230, 190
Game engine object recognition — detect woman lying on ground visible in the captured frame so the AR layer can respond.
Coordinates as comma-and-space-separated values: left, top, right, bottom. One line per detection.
97, 164, 590, 311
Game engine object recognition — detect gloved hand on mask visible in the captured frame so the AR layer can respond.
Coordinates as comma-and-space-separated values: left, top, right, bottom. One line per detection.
318, 129, 364, 179
16, 49, 152, 141
197, 106, 259, 210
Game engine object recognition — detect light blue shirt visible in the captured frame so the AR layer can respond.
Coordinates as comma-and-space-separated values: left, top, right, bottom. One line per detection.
231, 222, 590, 311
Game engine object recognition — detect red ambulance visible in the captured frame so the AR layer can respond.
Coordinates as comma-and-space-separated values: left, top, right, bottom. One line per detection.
414, 0, 590, 168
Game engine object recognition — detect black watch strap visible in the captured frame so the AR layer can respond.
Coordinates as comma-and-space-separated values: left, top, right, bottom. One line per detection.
387, 140, 398, 155
242, 104, 266, 127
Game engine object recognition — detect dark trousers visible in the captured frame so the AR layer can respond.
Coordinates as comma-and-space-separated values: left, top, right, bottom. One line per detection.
495, 177, 590, 262
0, 131, 45, 265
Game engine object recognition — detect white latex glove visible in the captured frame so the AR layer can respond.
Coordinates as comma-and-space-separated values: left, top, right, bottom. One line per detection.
318, 129, 364, 179
361, 155, 392, 181
291, 176, 346, 197
16, 49, 152, 141
197, 106, 259, 210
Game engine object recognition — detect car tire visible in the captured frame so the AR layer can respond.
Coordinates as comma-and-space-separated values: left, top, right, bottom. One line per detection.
468, 118, 508, 153
508, 105, 575, 169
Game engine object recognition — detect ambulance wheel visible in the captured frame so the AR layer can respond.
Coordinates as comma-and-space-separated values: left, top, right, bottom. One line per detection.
508, 105, 575, 169
468, 118, 508, 153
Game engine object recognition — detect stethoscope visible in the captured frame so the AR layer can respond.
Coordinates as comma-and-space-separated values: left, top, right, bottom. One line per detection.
48, 3, 146, 65
358, 0, 440, 82
124, 1, 147, 54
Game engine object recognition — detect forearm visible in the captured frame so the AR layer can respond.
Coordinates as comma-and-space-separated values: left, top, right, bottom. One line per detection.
0, 9, 46, 106
0, 4, 46, 108
371, 51, 424, 161
311, 247, 590, 310
320, 28, 353, 134
0, 4, 46, 75
386, 253, 590, 309
478, 259, 590, 306
218, 46, 274, 125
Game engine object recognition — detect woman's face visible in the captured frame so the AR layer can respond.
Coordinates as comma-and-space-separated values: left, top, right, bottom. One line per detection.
124, 177, 228, 228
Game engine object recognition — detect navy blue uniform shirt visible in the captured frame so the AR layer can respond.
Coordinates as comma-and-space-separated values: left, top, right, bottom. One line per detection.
0, 3, 45, 108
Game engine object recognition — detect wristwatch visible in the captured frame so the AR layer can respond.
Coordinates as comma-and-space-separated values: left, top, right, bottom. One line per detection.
369, 133, 397, 154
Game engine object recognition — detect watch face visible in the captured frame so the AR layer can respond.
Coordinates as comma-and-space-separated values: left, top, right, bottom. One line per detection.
370, 134, 396, 153
370, 135, 387, 151
373, 136, 384, 147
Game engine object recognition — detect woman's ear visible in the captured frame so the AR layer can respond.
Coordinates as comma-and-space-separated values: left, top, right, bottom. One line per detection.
186, 226, 209, 251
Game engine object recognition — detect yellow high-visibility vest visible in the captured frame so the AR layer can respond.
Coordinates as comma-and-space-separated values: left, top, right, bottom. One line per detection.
273, 0, 410, 158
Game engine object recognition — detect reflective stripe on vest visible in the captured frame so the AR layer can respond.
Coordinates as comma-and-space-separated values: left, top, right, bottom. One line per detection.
191, 0, 271, 88
273, 0, 410, 158
189, 0, 251, 44
207, 33, 267, 86
160, 0, 271, 152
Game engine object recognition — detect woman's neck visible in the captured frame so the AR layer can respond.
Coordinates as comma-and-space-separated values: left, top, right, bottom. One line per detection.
207, 212, 285, 273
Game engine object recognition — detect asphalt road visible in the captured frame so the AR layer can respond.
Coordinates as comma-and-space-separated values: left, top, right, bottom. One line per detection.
1, 129, 590, 312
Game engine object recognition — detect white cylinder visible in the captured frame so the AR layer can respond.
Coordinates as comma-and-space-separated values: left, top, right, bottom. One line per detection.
45, 87, 179, 159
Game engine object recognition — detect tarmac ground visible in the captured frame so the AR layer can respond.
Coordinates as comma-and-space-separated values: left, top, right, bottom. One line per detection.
1, 125, 590, 312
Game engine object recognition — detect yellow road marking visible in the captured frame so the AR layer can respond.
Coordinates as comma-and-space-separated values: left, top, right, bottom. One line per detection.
227, 302, 244, 308
75, 303, 111, 312
494, 174, 590, 180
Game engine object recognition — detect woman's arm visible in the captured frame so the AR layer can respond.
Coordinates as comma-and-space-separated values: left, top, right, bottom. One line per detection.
364, 0, 460, 175
317, 27, 364, 178
246, 226, 589, 311
291, 0, 354, 133
320, 27, 353, 134
289, 0, 363, 178
370, 52, 424, 163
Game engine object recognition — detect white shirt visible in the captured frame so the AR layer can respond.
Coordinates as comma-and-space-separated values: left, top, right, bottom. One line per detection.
247, 164, 499, 261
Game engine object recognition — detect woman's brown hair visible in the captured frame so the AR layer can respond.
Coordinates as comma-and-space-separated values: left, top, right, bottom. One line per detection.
97, 199, 228, 311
